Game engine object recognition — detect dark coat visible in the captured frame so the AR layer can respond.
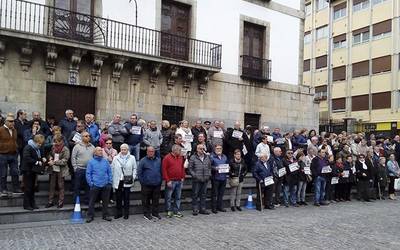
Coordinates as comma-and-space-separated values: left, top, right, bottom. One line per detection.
22, 144, 43, 173
229, 158, 248, 183
283, 158, 299, 185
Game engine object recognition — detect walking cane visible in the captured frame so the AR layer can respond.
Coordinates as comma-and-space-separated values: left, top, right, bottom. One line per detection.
258, 181, 263, 212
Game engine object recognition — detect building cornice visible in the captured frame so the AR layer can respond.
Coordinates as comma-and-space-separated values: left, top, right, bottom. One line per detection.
243, 0, 305, 20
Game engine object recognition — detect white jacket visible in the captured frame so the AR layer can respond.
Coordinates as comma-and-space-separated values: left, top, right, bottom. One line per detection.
255, 142, 270, 159
111, 153, 137, 189
176, 127, 193, 154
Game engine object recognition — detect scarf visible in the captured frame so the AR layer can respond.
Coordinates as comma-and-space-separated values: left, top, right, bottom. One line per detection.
103, 147, 114, 157
28, 139, 41, 158
53, 141, 64, 154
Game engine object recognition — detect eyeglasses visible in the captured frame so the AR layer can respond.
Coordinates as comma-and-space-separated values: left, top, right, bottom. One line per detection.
105, 142, 112, 145
82, 135, 90, 137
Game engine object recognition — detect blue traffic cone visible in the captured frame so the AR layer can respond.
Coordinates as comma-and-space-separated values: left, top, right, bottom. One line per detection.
245, 192, 255, 209
70, 196, 84, 224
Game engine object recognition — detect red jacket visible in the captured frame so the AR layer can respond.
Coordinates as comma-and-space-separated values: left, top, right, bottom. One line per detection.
162, 153, 185, 182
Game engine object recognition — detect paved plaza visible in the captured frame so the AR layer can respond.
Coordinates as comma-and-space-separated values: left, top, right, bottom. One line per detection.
0, 200, 399, 249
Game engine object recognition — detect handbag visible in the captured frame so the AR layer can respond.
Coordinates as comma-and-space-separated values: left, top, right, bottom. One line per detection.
229, 163, 241, 187
120, 163, 133, 185
31, 162, 45, 174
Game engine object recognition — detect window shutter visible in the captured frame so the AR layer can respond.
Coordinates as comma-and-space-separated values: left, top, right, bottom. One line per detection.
353, 26, 369, 36
333, 66, 346, 81
332, 98, 346, 110
352, 95, 369, 111
334, 2, 347, 11
372, 20, 392, 36
353, 0, 365, 5
352, 60, 369, 78
372, 92, 391, 109
333, 34, 346, 43
316, 55, 327, 69
304, 59, 311, 72
315, 85, 327, 93
372, 55, 391, 74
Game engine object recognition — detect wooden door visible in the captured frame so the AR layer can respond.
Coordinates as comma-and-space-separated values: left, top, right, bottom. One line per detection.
162, 105, 184, 127
242, 22, 264, 78
46, 82, 96, 122
161, 0, 190, 60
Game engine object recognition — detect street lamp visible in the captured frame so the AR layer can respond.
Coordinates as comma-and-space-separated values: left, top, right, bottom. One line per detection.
129, 0, 138, 26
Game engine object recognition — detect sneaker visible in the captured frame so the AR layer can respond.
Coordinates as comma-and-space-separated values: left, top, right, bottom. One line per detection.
167, 211, 173, 218
144, 214, 153, 221
274, 204, 281, 208
152, 214, 162, 220
173, 212, 183, 218
236, 206, 242, 211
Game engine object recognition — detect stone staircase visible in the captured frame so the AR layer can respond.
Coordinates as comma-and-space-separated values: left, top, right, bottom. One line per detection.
0, 174, 259, 224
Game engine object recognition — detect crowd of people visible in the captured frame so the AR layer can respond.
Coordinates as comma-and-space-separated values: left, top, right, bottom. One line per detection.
0, 109, 400, 222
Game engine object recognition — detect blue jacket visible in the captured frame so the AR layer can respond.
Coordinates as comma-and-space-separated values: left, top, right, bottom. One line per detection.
124, 122, 144, 146
252, 159, 273, 182
86, 122, 100, 146
138, 156, 162, 186
59, 117, 77, 139
86, 156, 113, 188
210, 153, 229, 181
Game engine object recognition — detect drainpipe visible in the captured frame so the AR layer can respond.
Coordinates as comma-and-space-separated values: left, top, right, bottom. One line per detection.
327, 1, 333, 132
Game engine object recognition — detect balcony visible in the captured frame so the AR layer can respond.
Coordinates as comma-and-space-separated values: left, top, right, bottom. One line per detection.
0, 0, 222, 71
240, 55, 271, 82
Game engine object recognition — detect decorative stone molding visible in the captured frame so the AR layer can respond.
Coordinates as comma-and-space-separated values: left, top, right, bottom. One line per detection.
197, 71, 211, 94
149, 63, 162, 88
91, 53, 108, 84
68, 49, 86, 85
112, 56, 129, 82
0, 40, 6, 69
20, 41, 33, 72
166, 65, 179, 90
183, 69, 195, 92
130, 61, 143, 86
45, 45, 58, 79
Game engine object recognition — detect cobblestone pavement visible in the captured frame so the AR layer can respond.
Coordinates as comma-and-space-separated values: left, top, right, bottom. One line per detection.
0, 200, 400, 250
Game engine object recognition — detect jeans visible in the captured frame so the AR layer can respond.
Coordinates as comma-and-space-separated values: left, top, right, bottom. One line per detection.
0, 153, 19, 192
211, 179, 226, 210
165, 180, 183, 213
115, 181, 131, 216
230, 182, 243, 207
192, 180, 208, 211
87, 184, 111, 219
129, 144, 140, 164
297, 181, 307, 202
283, 183, 298, 205
141, 185, 161, 216
73, 168, 89, 204
314, 176, 326, 204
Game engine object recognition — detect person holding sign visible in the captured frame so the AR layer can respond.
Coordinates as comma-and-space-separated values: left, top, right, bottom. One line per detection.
124, 114, 143, 163
207, 121, 224, 149
229, 149, 248, 211
269, 147, 285, 207
334, 156, 345, 202
210, 145, 229, 213
224, 121, 250, 160
176, 120, 193, 159
355, 154, 372, 202
253, 153, 275, 210
342, 155, 355, 201
296, 152, 309, 205
282, 150, 300, 207
310, 149, 329, 206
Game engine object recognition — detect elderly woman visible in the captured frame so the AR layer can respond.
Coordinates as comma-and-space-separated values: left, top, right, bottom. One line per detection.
387, 153, 400, 200
228, 149, 248, 211
22, 134, 45, 210
112, 144, 137, 219
45, 134, 70, 208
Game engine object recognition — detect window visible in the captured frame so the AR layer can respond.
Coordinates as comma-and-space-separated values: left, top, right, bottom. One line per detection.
333, 66, 346, 81
305, 3, 312, 15
333, 34, 347, 49
372, 20, 392, 39
304, 59, 311, 72
242, 22, 266, 80
353, 0, 370, 12
372, 0, 387, 5
304, 31, 311, 44
333, 3, 347, 20
332, 98, 346, 111
372, 55, 391, 74
316, 55, 327, 69
317, 0, 328, 11
244, 113, 261, 129
352, 60, 369, 78
372, 92, 391, 109
352, 95, 369, 111
316, 25, 328, 40
353, 27, 370, 45
314, 85, 328, 100
162, 105, 184, 127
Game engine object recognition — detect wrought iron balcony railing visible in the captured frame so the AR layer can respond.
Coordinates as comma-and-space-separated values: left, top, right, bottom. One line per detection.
240, 55, 271, 82
0, 0, 222, 69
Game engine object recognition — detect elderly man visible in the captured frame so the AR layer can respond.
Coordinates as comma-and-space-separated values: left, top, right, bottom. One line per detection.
71, 131, 95, 204
162, 144, 185, 218
143, 120, 163, 158
68, 120, 86, 149
224, 121, 250, 159
85, 114, 100, 146
124, 114, 143, 161
59, 109, 76, 140
253, 153, 275, 210
269, 147, 285, 207
138, 146, 162, 221
0, 113, 21, 196
108, 114, 128, 152
207, 121, 224, 149
86, 147, 113, 223
191, 120, 207, 144
189, 144, 212, 215
310, 149, 329, 206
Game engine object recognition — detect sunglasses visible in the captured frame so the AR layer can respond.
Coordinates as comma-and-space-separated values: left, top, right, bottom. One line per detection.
105, 142, 112, 145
